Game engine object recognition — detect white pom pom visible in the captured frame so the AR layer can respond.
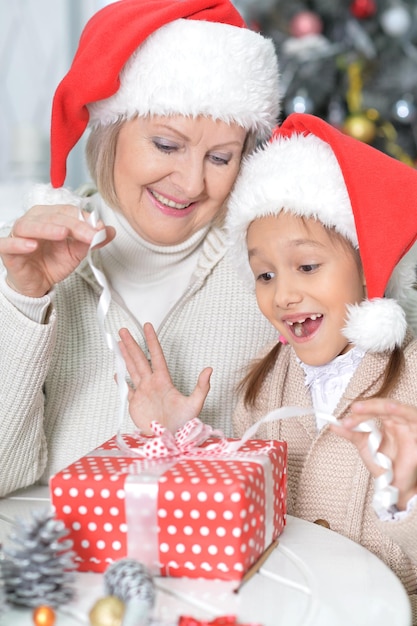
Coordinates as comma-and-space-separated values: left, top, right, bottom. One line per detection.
343, 298, 407, 352
24, 183, 88, 211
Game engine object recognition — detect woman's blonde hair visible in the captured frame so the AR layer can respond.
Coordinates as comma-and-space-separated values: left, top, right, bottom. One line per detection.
86, 119, 124, 210
85, 117, 258, 212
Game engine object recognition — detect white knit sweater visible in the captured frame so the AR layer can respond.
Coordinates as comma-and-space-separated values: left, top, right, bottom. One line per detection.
0, 194, 277, 495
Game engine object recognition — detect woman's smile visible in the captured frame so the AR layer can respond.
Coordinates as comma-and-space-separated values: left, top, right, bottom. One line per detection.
148, 188, 194, 211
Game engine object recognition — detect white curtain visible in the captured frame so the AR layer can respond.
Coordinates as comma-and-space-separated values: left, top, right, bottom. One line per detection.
0, 0, 96, 225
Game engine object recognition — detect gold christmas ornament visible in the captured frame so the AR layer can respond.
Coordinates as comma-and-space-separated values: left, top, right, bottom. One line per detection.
32, 605, 56, 626
343, 113, 376, 143
89, 595, 125, 626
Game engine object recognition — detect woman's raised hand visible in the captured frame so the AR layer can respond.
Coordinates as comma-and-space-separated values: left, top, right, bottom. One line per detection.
0, 204, 115, 298
119, 323, 212, 436
333, 398, 417, 511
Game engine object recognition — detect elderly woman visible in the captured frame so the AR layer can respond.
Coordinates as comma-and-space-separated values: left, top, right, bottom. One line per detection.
0, 0, 280, 495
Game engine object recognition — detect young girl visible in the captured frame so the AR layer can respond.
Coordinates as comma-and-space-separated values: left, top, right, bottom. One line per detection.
119, 113, 417, 619
226, 112, 417, 621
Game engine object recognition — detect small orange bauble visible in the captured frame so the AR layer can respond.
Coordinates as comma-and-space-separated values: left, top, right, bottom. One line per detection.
33, 605, 56, 626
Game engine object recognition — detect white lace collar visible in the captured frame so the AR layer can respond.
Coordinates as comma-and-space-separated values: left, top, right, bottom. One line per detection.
299, 346, 366, 428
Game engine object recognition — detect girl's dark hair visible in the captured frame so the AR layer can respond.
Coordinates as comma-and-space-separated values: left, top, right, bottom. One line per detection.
237, 342, 281, 408
239, 342, 405, 409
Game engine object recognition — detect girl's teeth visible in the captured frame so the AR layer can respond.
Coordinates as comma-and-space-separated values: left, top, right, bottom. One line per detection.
294, 323, 303, 337
287, 313, 322, 326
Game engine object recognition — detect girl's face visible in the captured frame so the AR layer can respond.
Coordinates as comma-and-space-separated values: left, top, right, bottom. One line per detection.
113, 114, 247, 245
247, 212, 366, 367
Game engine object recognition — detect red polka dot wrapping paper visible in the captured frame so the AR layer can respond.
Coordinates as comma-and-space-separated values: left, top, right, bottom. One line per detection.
49, 435, 287, 580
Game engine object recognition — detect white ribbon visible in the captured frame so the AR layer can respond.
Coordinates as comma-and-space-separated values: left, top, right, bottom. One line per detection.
264, 407, 399, 513
81, 209, 129, 443
316, 410, 398, 512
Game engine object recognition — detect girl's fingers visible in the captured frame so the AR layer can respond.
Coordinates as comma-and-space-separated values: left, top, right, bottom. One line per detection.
346, 399, 417, 430
196, 367, 212, 395
143, 322, 170, 372
118, 328, 151, 383
351, 398, 415, 418
114, 372, 135, 401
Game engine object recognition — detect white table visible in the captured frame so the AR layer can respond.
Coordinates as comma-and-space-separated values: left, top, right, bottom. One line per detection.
0, 486, 412, 626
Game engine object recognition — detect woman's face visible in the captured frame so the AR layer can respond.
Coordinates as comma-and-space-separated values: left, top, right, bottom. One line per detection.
113, 114, 247, 245
247, 212, 366, 367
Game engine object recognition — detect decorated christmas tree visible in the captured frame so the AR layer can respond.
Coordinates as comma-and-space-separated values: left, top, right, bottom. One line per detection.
233, 0, 417, 164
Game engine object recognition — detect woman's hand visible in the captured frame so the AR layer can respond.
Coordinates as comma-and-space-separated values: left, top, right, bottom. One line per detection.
332, 398, 417, 510
119, 323, 212, 435
0, 204, 115, 298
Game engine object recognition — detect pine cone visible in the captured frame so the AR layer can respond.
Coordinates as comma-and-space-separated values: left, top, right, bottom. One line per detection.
1, 508, 76, 608
0, 549, 8, 616
104, 558, 155, 607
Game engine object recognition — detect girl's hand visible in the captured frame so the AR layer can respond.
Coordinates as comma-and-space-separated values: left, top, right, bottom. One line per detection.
118, 323, 212, 435
331, 398, 417, 510
0, 204, 115, 298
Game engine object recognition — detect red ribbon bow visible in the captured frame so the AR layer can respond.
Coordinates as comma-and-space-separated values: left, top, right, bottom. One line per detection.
178, 617, 262, 626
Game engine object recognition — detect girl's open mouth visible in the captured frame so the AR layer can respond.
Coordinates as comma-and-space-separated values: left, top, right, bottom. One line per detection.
286, 314, 323, 339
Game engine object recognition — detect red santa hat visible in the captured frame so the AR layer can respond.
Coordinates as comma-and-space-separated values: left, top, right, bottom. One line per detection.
50, 0, 280, 188
227, 113, 417, 353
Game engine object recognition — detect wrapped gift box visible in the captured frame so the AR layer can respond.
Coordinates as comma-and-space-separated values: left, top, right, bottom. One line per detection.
50, 434, 287, 580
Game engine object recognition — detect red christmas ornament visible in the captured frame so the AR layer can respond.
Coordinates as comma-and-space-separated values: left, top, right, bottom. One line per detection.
178, 618, 262, 626
350, 0, 377, 19
289, 11, 323, 38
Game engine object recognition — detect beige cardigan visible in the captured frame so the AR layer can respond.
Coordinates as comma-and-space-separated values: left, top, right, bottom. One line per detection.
233, 333, 417, 622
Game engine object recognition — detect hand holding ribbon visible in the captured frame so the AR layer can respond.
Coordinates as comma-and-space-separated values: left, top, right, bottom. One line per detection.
328, 397, 417, 513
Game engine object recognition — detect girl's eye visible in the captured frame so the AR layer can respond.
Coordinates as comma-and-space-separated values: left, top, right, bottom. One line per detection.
257, 271, 275, 282
153, 138, 178, 153
300, 264, 319, 273
208, 153, 231, 166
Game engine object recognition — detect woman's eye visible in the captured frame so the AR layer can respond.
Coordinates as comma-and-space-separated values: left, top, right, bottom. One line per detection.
208, 153, 231, 166
300, 264, 319, 273
153, 138, 178, 153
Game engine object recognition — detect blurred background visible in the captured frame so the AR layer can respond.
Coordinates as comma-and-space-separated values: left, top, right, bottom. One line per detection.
1, 0, 417, 223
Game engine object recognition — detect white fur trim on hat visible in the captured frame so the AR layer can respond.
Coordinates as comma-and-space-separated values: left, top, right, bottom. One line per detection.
227, 132, 355, 280
25, 183, 88, 211
88, 19, 280, 139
